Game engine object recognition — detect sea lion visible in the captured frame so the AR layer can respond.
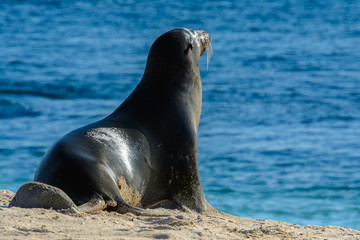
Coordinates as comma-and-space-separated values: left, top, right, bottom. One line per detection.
13, 28, 212, 215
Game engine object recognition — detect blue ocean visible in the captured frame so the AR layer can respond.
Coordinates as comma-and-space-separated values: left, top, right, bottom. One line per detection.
1, 0, 359, 230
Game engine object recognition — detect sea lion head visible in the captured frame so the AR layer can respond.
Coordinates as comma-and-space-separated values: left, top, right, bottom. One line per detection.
144, 28, 212, 77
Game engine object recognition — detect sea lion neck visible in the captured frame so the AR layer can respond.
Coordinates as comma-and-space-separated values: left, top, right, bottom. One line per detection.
109, 65, 202, 131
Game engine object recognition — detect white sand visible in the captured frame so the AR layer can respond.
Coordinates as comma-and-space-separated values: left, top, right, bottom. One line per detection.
1, 190, 359, 240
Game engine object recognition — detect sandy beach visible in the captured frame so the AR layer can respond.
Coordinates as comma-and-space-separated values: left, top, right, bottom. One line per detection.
0, 190, 359, 239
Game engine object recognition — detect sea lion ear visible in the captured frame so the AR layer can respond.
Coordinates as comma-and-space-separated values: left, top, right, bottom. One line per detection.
184, 43, 193, 54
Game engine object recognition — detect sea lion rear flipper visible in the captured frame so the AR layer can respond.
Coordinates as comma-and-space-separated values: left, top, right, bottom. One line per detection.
113, 198, 168, 216
77, 193, 107, 213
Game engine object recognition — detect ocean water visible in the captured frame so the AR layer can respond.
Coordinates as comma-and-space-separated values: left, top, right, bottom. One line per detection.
1, 0, 360, 230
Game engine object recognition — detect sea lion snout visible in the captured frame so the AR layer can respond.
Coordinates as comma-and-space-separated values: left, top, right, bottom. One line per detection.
182, 28, 212, 56
196, 30, 212, 57
180, 28, 212, 69
193, 30, 212, 69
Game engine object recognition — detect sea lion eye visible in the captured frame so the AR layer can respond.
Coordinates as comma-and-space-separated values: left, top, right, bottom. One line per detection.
184, 43, 193, 54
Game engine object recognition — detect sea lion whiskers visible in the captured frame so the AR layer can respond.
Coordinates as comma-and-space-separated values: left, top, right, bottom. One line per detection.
206, 36, 212, 70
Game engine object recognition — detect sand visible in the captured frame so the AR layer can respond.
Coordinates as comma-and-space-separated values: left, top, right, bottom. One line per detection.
0, 190, 359, 240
